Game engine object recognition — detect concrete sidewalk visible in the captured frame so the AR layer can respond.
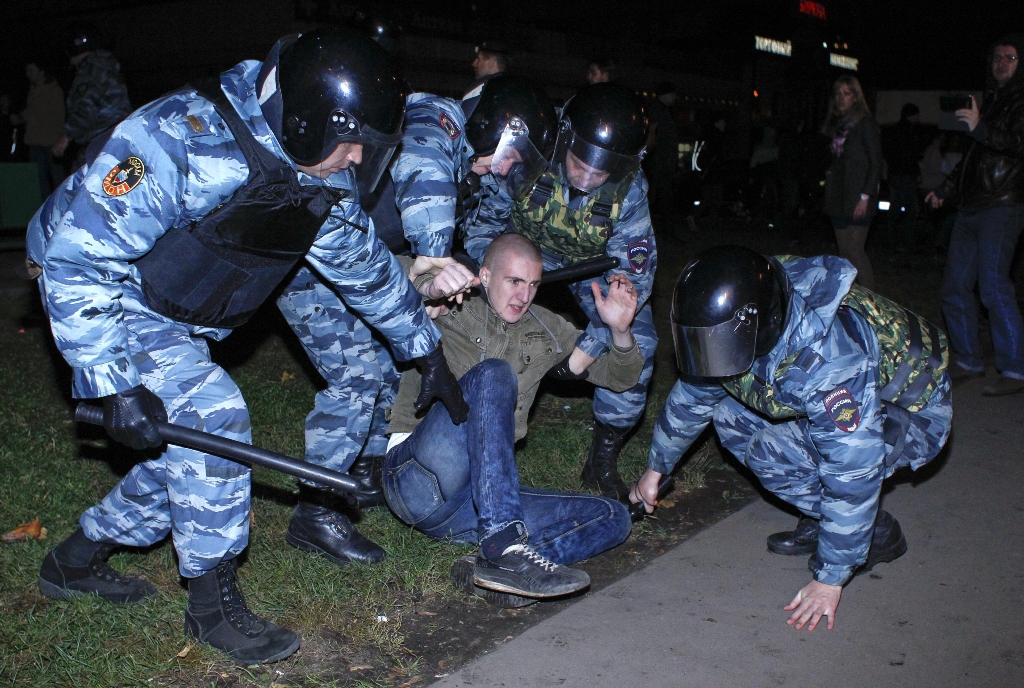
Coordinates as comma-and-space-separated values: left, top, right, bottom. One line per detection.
433, 384, 1024, 687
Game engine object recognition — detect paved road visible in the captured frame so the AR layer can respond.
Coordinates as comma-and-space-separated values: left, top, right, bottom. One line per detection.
433, 382, 1024, 687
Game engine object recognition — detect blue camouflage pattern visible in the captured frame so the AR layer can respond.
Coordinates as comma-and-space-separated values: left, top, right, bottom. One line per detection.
277, 268, 401, 474
648, 255, 952, 586
464, 170, 658, 429
390, 93, 474, 257
27, 60, 440, 575
277, 91, 474, 477
64, 50, 132, 145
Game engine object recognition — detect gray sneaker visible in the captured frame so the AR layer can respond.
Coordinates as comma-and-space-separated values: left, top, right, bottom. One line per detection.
450, 556, 537, 608
473, 544, 590, 598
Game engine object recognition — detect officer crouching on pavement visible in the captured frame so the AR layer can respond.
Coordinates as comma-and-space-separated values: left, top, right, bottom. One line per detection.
633, 246, 952, 632
26, 30, 467, 665
464, 83, 657, 504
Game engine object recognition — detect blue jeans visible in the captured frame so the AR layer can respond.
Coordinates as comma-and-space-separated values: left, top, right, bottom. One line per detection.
382, 359, 631, 565
941, 205, 1024, 378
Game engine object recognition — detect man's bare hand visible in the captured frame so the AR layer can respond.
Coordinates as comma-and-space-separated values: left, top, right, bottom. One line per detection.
408, 255, 456, 282
593, 274, 638, 335
51, 134, 69, 158
784, 580, 842, 631
630, 468, 663, 514
924, 191, 944, 209
423, 262, 480, 305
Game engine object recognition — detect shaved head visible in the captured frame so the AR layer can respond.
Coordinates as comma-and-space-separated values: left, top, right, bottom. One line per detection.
482, 233, 542, 271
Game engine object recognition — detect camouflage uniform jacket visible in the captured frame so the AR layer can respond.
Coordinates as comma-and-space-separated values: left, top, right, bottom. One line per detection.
386, 256, 645, 441
464, 170, 656, 359
64, 50, 132, 145
648, 255, 948, 585
27, 60, 440, 399
390, 93, 474, 257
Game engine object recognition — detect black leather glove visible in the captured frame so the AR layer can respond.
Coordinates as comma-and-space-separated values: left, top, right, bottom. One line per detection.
546, 354, 589, 382
415, 344, 469, 425
102, 385, 168, 450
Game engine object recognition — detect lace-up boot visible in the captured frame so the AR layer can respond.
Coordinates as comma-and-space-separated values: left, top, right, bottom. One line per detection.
473, 543, 590, 598
38, 527, 157, 604
185, 559, 301, 665
580, 421, 631, 501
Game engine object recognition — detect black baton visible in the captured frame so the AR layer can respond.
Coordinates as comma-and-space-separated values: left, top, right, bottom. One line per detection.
453, 253, 619, 285
75, 403, 361, 495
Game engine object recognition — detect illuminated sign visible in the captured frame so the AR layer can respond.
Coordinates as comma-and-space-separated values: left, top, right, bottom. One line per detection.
799, 1, 827, 20
755, 36, 792, 56
830, 53, 859, 70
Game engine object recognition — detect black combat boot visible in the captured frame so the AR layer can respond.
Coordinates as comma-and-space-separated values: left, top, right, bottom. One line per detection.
286, 486, 385, 565
580, 421, 631, 502
346, 454, 386, 510
860, 510, 908, 572
767, 515, 820, 556
185, 559, 300, 665
38, 527, 157, 604
807, 510, 908, 576
449, 556, 537, 609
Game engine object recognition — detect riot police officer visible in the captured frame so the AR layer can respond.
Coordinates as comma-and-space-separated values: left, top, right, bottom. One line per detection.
29, 30, 466, 664
274, 74, 556, 568
634, 246, 952, 632
465, 83, 657, 502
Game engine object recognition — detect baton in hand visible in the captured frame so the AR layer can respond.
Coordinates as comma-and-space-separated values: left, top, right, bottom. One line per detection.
75, 403, 360, 495
628, 475, 676, 523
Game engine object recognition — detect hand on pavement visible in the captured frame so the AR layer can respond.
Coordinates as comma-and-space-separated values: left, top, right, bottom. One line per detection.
784, 579, 842, 631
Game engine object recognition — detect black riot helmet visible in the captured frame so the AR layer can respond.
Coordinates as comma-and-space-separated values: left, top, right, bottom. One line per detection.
257, 29, 407, 195
555, 82, 649, 191
67, 23, 106, 58
464, 75, 557, 200
670, 246, 789, 378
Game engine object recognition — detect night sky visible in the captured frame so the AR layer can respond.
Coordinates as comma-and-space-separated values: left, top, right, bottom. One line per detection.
2, 1, 1021, 101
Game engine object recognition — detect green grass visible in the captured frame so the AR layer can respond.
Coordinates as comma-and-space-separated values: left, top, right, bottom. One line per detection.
0, 292, 693, 687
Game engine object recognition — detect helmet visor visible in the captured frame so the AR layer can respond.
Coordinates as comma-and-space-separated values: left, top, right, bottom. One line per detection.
490, 119, 549, 201
319, 110, 403, 197
671, 305, 759, 378
556, 128, 642, 189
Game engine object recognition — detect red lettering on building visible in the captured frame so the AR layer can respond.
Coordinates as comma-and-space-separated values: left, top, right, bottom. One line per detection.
799, 1, 827, 21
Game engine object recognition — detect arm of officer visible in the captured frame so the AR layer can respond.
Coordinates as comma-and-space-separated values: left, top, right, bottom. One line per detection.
307, 201, 441, 362
788, 355, 886, 632
391, 97, 463, 259
41, 114, 189, 398
631, 378, 726, 513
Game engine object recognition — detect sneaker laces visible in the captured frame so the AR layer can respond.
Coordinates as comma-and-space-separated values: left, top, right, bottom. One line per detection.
503, 544, 558, 572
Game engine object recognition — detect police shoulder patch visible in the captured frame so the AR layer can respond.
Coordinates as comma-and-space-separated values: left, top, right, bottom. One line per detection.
439, 113, 461, 139
823, 386, 860, 432
102, 156, 146, 197
627, 239, 651, 273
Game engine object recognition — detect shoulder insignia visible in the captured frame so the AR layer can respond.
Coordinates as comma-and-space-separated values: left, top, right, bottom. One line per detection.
439, 113, 461, 139
823, 386, 860, 432
185, 115, 205, 133
102, 156, 146, 197
627, 239, 651, 273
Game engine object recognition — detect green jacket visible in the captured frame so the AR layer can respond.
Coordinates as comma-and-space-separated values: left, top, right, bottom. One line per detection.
386, 261, 644, 440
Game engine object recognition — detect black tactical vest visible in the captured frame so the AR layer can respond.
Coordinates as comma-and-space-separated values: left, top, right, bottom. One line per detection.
134, 87, 342, 328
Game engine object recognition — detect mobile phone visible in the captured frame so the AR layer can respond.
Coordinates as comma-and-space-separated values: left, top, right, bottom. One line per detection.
939, 94, 973, 112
